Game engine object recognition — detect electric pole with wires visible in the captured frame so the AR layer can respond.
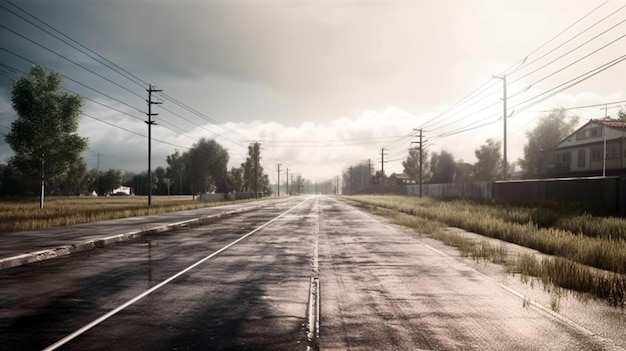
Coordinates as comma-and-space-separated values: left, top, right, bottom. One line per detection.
411, 128, 426, 198
276, 163, 281, 196
146, 84, 162, 206
380, 148, 389, 176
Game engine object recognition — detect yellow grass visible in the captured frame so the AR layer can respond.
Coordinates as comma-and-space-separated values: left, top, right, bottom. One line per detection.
0, 196, 260, 233
346, 195, 626, 308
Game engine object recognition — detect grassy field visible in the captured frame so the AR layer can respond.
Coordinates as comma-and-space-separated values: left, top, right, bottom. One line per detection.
346, 195, 625, 308
0, 196, 258, 233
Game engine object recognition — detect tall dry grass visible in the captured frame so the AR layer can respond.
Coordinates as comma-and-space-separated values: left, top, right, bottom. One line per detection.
0, 196, 253, 232
348, 195, 626, 308
349, 195, 626, 274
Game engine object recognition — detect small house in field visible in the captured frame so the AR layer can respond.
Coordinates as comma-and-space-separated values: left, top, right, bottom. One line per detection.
111, 186, 132, 196
389, 172, 417, 186
541, 117, 626, 177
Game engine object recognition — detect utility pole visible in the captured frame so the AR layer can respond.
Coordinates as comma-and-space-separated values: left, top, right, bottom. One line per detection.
411, 128, 426, 197
349, 166, 353, 195
419, 129, 423, 198
276, 163, 281, 196
286, 167, 289, 196
146, 84, 162, 206
368, 159, 372, 188
493, 74, 507, 180
361, 161, 364, 191
95, 152, 102, 195
253, 142, 260, 198
380, 148, 389, 177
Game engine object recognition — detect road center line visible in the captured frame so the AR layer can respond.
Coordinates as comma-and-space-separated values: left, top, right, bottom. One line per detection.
43, 197, 312, 351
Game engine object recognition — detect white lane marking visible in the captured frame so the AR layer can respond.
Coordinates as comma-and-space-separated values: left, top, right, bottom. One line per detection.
422, 243, 446, 256
326, 197, 614, 347
307, 198, 321, 350
43, 197, 313, 351
495, 283, 598, 339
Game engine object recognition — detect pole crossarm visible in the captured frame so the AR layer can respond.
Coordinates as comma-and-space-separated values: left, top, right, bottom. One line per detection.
146, 84, 163, 206
492, 74, 508, 180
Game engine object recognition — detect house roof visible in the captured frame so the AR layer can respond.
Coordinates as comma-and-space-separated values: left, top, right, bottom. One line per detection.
590, 117, 626, 130
389, 172, 413, 180
548, 117, 626, 151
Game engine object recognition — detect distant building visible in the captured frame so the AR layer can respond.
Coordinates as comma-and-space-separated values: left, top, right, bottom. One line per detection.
388, 172, 417, 186
111, 186, 132, 195
542, 117, 626, 177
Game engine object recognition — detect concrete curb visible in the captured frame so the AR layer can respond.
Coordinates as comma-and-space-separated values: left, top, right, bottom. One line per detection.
0, 204, 262, 270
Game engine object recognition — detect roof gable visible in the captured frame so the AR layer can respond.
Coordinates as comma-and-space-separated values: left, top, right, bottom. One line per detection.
551, 117, 626, 150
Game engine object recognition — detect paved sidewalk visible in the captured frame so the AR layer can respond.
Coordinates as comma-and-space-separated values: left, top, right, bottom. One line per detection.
0, 200, 275, 270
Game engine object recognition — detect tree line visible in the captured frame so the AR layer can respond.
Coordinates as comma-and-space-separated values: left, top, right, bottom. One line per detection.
342, 107, 603, 193
1, 66, 271, 205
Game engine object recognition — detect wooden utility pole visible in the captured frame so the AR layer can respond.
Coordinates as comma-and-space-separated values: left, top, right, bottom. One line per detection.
380, 148, 389, 176
368, 159, 372, 188
254, 142, 259, 198
411, 128, 426, 198
349, 166, 353, 195
276, 163, 281, 196
146, 84, 162, 206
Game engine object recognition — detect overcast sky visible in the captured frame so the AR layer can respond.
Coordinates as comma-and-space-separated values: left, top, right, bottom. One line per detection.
1, 0, 625, 184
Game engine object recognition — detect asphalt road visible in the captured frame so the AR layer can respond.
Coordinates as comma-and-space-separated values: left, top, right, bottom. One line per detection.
0, 196, 623, 350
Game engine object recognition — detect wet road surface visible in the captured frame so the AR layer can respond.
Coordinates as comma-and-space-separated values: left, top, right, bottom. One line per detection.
0, 196, 623, 350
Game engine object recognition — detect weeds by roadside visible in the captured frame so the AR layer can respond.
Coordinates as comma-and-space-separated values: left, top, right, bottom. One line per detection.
348, 195, 626, 309
0, 196, 261, 233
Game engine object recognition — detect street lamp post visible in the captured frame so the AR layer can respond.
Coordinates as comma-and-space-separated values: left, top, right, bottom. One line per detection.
493, 74, 508, 180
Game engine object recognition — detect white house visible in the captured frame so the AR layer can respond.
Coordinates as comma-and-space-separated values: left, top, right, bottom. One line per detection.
542, 118, 626, 177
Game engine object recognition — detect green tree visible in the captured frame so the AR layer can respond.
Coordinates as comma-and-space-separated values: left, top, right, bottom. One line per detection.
184, 138, 229, 196
227, 167, 245, 193
402, 147, 431, 182
429, 150, 455, 183
518, 108, 578, 177
96, 169, 122, 195
166, 149, 185, 194
6, 65, 88, 207
154, 166, 166, 195
474, 139, 503, 181
130, 172, 155, 196
241, 142, 271, 196
54, 157, 91, 195
0, 161, 29, 196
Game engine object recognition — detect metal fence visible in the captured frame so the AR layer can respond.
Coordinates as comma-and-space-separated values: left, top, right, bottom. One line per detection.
407, 181, 492, 199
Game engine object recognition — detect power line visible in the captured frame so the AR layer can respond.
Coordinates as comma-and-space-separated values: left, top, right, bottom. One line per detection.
160, 93, 252, 143
510, 54, 626, 116
0, 56, 203, 145
508, 2, 624, 77
510, 26, 625, 88
82, 112, 190, 150
418, 1, 622, 136
0, 50, 145, 114
0, 5, 239, 150
0, 24, 145, 100
530, 99, 626, 113
0, 1, 147, 89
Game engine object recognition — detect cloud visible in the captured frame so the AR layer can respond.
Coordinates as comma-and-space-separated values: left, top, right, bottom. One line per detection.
2, 0, 626, 185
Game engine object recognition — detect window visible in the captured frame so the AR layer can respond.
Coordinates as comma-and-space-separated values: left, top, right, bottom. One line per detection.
576, 126, 604, 140
591, 147, 603, 161
556, 152, 570, 163
607, 145, 620, 159
591, 145, 620, 161
577, 149, 586, 167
